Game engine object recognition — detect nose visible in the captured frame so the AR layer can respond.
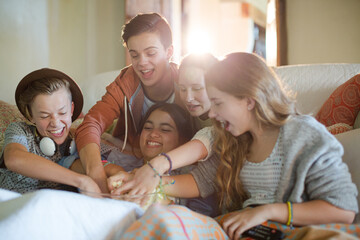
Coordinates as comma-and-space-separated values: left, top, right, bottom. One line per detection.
208, 107, 216, 119
138, 54, 149, 65
186, 90, 194, 102
49, 115, 60, 127
149, 128, 161, 138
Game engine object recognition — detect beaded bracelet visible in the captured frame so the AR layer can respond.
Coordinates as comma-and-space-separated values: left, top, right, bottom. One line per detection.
159, 152, 172, 174
102, 160, 111, 167
146, 162, 176, 202
147, 162, 162, 179
103, 162, 111, 167
287, 201, 294, 229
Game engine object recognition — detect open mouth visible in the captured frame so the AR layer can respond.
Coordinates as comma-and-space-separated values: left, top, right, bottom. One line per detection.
49, 127, 65, 137
220, 121, 230, 130
187, 104, 200, 111
140, 69, 154, 78
146, 140, 161, 147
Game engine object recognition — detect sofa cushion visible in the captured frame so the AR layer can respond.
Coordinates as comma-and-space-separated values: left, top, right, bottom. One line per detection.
315, 74, 360, 127
0, 100, 26, 152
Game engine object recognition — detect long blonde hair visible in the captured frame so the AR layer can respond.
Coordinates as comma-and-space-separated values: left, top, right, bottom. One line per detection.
205, 52, 297, 211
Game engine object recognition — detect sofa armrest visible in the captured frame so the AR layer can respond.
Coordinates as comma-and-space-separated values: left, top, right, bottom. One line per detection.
335, 128, 360, 223
0, 100, 26, 152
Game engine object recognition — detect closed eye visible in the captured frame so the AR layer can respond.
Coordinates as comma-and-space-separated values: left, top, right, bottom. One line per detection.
193, 87, 203, 91
147, 51, 157, 57
161, 128, 172, 132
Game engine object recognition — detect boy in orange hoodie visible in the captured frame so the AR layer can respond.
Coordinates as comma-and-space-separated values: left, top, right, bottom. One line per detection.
75, 13, 183, 193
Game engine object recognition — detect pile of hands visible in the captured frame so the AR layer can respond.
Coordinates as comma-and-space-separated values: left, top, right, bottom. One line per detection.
106, 166, 171, 209
107, 165, 159, 196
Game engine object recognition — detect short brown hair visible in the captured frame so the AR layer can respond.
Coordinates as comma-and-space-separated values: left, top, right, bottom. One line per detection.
18, 78, 71, 121
122, 12, 172, 49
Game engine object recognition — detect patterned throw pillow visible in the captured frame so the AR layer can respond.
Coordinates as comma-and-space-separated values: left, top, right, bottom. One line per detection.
0, 100, 26, 152
326, 123, 353, 135
316, 74, 360, 128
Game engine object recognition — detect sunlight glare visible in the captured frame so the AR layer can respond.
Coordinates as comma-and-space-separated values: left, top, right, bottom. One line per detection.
186, 30, 212, 54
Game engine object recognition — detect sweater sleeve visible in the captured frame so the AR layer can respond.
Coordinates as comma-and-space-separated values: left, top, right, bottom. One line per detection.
190, 153, 220, 198
75, 70, 127, 151
303, 137, 358, 213
281, 116, 358, 213
191, 126, 215, 161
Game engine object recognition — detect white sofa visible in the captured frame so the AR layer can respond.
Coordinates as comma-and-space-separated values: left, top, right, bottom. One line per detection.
1, 63, 359, 239
83, 63, 360, 222
274, 64, 360, 222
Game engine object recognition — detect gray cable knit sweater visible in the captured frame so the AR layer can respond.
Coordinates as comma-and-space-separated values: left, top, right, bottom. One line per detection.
191, 115, 358, 213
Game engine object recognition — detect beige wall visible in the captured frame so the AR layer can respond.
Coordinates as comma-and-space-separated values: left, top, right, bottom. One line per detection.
286, 0, 360, 65
1, 0, 359, 105
0, 0, 125, 105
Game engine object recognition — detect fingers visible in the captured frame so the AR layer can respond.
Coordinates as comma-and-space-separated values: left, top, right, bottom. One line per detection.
107, 171, 130, 192
224, 222, 248, 240
112, 180, 136, 195
222, 212, 250, 240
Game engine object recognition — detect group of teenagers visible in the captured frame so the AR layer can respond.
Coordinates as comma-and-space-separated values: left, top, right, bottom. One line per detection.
0, 12, 358, 239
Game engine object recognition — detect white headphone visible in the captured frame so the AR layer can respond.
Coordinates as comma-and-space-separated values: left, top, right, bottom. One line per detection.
35, 129, 76, 157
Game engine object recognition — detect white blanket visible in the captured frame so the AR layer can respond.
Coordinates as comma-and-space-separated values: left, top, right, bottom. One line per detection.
0, 189, 144, 240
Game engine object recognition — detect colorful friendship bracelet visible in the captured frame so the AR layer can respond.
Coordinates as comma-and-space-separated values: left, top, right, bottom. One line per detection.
287, 201, 294, 229
102, 160, 111, 167
103, 162, 111, 167
159, 152, 172, 174
147, 161, 162, 178
146, 161, 176, 202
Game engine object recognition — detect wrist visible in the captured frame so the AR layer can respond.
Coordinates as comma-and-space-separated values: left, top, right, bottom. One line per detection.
158, 153, 172, 174
151, 155, 169, 174
75, 174, 91, 189
267, 203, 289, 225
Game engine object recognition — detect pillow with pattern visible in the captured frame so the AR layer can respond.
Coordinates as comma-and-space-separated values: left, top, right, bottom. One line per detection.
0, 100, 26, 152
316, 74, 360, 127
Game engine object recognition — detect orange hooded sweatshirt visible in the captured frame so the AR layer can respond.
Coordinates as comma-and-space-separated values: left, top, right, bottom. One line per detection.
75, 63, 182, 153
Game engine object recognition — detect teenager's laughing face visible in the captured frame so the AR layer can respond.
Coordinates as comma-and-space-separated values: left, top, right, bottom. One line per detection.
30, 87, 74, 145
139, 109, 180, 161
127, 32, 173, 88
178, 67, 211, 118
207, 85, 253, 137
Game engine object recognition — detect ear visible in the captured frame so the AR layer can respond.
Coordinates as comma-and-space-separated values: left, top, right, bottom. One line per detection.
166, 45, 174, 61
246, 97, 256, 111
71, 102, 75, 116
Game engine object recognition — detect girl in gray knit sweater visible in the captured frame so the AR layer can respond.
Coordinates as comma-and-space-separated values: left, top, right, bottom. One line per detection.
197, 52, 358, 239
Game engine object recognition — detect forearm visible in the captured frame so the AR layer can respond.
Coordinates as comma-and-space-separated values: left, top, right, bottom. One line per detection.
79, 143, 109, 192
151, 140, 208, 174
4, 145, 90, 188
104, 163, 125, 177
265, 200, 355, 226
163, 174, 200, 198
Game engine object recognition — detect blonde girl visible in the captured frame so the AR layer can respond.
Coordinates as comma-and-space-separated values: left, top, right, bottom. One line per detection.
204, 52, 357, 239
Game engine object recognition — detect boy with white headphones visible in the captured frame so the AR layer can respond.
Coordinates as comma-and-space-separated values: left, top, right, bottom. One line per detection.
0, 68, 100, 193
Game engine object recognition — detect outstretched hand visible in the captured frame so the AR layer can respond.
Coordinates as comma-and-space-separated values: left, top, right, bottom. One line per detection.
78, 175, 102, 194
107, 171, 133, 194
110, 164, 160, 196
222, 206, 270, 240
